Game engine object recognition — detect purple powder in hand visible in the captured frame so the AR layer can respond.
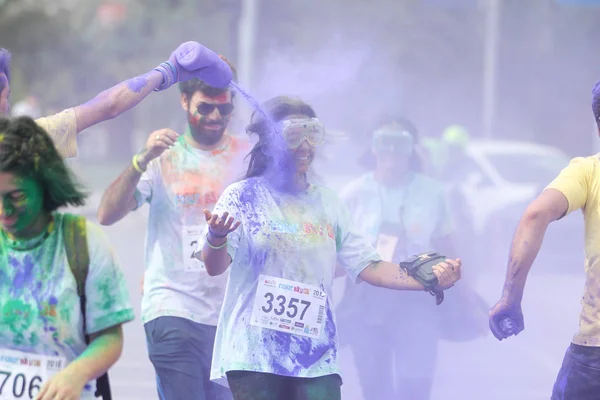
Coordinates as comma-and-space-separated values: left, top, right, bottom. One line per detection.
500, 317, 514, 334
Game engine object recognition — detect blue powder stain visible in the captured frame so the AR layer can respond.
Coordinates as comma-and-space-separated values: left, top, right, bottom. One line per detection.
238, 179, 266, 235
292, 306, 336, 368
0, 261, 6, 284
266, 305, 337, 376
125, 74, 149, 93
249, 250, 268, 276
267, 330, 299, 375
48, 296, 58, 305
11, 255, 35, 292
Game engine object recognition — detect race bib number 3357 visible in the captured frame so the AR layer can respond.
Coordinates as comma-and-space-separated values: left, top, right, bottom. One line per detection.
0, 349, 65, 399
250, 275, 327, 339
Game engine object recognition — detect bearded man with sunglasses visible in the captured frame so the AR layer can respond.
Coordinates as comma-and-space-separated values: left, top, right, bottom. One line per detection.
96, 61, 247, 400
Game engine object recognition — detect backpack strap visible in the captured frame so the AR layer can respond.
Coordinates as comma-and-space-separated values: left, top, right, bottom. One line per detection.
63, 213, 89, 300
62, 213, 112, 400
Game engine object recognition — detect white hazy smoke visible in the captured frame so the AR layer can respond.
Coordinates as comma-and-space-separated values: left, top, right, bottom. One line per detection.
253, 36, 372, 102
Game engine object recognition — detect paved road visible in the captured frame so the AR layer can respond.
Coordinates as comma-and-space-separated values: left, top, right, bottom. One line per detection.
76, 198, 587, 400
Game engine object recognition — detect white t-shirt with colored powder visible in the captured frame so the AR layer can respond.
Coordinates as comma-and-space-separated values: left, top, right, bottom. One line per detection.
200, 177, 381, 384
0, 213, 134, 399
135, 133, 250, 326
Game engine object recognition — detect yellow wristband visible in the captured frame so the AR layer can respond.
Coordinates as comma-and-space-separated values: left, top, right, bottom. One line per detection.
205, 235, 227, 250
132, 154, 145, 174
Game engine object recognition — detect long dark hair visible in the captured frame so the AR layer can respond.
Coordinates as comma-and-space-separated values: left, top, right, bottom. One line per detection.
0, 117, 88, 212
245, 96, 317, 179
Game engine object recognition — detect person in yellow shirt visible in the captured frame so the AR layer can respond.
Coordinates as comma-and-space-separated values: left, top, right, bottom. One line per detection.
489, 81, 600, 399
0, 42, 233, 159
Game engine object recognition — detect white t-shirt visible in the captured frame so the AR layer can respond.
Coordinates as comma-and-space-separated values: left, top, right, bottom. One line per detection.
0, 213, 134, 399
340, 172, 453, 252
134, 134, 249, 326
201, 177, 380, 384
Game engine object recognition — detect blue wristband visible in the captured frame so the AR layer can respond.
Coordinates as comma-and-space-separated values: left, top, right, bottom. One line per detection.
208, 227, 227, 239
153, 62, 175, 91
153, 65, 169, 91
164, 60, 178, 82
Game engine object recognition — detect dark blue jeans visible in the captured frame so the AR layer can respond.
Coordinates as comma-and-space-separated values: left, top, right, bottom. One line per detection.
144, 316, 232, 400
551, 343, 600, 399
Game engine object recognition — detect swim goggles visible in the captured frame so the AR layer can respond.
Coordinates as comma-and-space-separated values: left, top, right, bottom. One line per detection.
280, 118, 326, 149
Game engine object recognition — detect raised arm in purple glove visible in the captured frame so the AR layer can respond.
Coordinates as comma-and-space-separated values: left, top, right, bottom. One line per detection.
75, 42, 232, 132
0, 42, 232, 158
153, 41, 233, 91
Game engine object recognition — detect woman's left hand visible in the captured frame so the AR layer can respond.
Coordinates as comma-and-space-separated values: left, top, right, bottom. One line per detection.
35, 368, 87, 400
432, 258, 462, 290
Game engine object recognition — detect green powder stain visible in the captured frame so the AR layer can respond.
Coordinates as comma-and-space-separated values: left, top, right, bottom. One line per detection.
1, 299, 34, 345
95, 275, 117, 311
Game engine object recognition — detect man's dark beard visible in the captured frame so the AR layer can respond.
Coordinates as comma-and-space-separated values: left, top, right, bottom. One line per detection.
188, 119, 226, 146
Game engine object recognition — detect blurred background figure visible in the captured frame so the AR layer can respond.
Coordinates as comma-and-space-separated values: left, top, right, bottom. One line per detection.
336, 118, 486, 400
422, 125, 479, 276
336, 119, 450, 400
10, 94, 41, 119
422, 125, 471, 181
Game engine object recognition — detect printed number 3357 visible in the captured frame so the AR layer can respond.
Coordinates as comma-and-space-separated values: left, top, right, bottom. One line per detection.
261, 293, 311, 320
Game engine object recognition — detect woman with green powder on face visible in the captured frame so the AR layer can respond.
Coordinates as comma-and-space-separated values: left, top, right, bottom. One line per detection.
0, 117, 134, 400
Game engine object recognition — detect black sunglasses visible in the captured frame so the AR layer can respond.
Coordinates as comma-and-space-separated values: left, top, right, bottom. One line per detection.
197, 102, 234, 116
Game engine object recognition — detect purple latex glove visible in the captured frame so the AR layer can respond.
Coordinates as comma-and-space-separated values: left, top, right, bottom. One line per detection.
169, 41, 233, 88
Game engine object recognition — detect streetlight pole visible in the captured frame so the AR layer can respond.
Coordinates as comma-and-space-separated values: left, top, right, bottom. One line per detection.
237, 0, 259, 90
481, 0, 501, 139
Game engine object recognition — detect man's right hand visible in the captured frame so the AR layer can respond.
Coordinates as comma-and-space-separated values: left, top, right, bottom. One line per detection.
136, 128, 179, 170
489, 298, 525, 340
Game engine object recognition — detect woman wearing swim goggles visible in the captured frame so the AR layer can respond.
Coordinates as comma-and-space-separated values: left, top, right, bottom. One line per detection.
198, 98, 462, 400
280, 117, 326, 149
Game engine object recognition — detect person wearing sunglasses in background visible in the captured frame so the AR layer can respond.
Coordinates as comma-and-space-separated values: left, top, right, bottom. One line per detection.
196, 96, 462, 400
95, 61, 248, 400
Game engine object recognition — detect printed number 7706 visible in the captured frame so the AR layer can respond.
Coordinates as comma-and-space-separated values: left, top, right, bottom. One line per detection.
0, 370, 11, 395
0, 370, 43, 399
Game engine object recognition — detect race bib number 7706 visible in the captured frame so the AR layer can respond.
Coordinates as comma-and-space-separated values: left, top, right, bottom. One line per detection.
250, 275, 328, 339
0, 349, 65, 399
